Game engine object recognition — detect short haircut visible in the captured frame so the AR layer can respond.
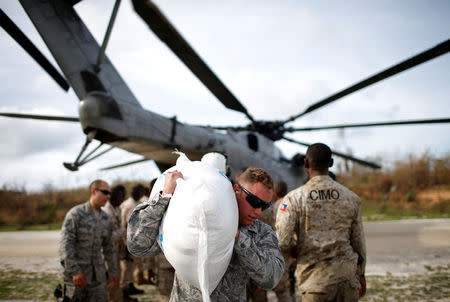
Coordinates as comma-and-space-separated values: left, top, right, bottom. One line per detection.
237, 167, 273, 190
131, 184, 146, 201
306, 143, 332, 170
89, 179, 106, 191
235, 166, 249, 182
274, 181, 287, 198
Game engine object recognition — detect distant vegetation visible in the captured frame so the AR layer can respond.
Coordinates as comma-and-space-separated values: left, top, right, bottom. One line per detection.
337, 152, 450, 221
0, 182, 145, 230
0, 152, 449, 230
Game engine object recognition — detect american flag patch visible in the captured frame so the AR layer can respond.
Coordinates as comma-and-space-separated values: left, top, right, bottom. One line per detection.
280, 204, 288, 211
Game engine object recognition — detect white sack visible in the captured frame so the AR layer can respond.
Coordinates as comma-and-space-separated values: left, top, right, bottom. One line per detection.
150, 153, 238, 301
201, 152, 227, 174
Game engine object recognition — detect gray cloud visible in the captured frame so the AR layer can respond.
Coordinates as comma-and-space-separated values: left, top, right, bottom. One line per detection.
1, 0, 449, 191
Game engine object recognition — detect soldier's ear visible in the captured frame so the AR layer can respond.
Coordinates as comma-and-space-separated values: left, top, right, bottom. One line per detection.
329, 158, 334, 168
304, 158, 309, 169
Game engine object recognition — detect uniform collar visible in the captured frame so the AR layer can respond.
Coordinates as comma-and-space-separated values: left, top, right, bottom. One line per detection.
241, 219, 260, 234
309, 175, 332, 182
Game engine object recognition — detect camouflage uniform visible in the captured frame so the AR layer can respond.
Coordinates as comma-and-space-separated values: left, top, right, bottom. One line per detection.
59, 201, 117, 302
102, 201, 126, 302
275, 175, 366, 301
137, 195, 157, 284
253, 200, 296, 302
127, 195, 285, 301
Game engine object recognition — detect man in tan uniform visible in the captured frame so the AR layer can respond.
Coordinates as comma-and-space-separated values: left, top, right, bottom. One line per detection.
276, 143, 366, 302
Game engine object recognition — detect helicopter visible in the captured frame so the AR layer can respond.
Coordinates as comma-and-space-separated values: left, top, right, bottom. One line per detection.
1, 0, 449, 191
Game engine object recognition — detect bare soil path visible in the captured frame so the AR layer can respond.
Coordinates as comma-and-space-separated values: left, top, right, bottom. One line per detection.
1, 219, 449, 276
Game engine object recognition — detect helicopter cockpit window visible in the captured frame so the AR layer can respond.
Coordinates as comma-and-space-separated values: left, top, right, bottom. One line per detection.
247, 134, 258, 151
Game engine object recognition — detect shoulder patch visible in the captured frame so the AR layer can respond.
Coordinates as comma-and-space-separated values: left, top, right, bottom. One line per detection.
280, 203, 288, 211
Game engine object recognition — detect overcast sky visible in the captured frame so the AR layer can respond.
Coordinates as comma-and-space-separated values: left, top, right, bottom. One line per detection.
1, 0, 449, 192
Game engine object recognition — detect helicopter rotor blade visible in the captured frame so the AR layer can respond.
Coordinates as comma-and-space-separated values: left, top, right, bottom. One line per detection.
283, 39, 450, 124
132, 0, 255, 122
0, 9, 70, 92
286, 117, 450, 132
283, 136, 381, 169
100, 157, 151, 171
0, 112, 79, 122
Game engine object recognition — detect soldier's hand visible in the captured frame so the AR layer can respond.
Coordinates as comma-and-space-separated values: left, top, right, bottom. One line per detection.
359, 275, 366, 298
73, 272, 87, 288
163, 170, 183, 195
107, 275, 118, 290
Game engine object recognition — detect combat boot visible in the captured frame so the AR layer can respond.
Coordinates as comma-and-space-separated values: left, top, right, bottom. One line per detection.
127, 283, 145, 295
123, 289, 138, 302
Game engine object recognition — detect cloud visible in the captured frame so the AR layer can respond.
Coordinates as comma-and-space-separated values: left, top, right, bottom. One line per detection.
1, 1, 448, 191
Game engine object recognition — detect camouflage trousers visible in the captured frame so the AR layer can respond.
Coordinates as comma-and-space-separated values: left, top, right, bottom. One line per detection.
108, 250, 123, 302
64, 282, 108, 302
301, 280, 358, 302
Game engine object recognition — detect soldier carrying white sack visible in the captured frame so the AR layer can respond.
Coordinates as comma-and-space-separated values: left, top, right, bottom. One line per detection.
127, 163, 284, 301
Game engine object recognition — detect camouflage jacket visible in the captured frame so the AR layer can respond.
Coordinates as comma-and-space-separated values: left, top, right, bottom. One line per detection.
275, 175, 366, 292
127, 195, 285, 301
59, 201, 117, 284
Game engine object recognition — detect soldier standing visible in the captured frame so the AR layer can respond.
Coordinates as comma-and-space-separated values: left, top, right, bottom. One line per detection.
102, 185, 127, 302
127, 167, 284, 301
276, 143, 366, 302
59, 179, 118, 301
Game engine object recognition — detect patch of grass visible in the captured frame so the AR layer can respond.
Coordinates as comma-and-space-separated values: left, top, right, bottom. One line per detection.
0, 223, 62, 232
0, 269, 60, 301
1, 266, 449, 301
0, 268, 160, 302
362, 200, 450, 221
361, 265, 450, 302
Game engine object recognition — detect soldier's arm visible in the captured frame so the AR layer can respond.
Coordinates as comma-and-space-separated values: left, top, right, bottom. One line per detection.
275, 194, 299, 252
350, 199, 367, 276
128, 171, 182, 258
234, 224, 285, 290
102, 219, 118, 277
60, 212, 82, 276
126, 194, 169, 257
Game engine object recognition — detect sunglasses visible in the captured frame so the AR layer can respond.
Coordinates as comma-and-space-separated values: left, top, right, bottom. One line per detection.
238, 184, 273, 211
95, 188, 111, 195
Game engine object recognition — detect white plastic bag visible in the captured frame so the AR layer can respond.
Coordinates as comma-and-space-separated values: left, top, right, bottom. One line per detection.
150, 153, 238, 301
